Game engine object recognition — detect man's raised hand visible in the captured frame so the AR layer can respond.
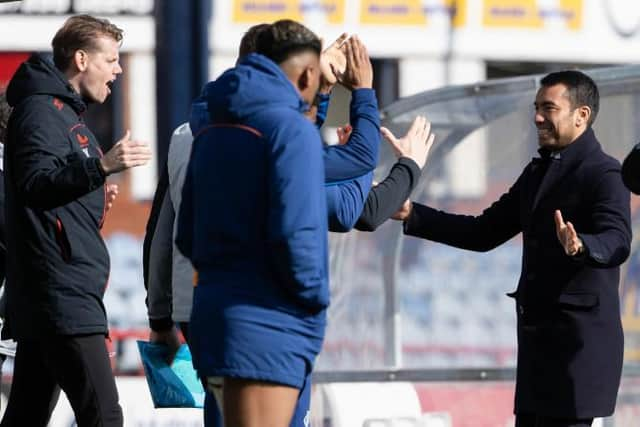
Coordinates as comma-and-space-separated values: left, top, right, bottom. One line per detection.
381, 115, 435, 169
334, 35, 373, 90
320, 33, 348, 88
100, 130, 152, 175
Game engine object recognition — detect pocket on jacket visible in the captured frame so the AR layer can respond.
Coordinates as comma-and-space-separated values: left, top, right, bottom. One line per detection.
557, 292, 599, 310
54, 216, 72, 263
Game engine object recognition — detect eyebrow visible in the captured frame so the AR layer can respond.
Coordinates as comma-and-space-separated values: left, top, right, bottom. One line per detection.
533, 101, 558, 108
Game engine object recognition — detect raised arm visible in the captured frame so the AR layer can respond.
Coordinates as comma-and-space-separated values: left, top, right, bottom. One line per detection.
400, 171, 524, 252
356, 116, 434, 231
323, 36, 379, 182
326, 172, 373, 232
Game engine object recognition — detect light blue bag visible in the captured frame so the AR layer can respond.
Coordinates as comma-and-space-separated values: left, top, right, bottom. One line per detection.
137, 340, 205, 408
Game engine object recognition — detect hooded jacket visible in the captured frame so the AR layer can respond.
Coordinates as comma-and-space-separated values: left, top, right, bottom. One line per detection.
177, 53, 328, 314
176, 53, 328, 384
4, 53, 109, 339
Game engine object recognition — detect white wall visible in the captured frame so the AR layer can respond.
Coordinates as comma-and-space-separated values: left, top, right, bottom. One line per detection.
127, 52, 157, 200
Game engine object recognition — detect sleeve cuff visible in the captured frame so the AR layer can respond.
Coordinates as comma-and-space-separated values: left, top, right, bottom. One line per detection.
351, 88, 376, 104
572, 234, 592, 263
85, 158, 107, 190
316, 92, 331, 104
403, 202, 420, 235
397, 157, 422, 179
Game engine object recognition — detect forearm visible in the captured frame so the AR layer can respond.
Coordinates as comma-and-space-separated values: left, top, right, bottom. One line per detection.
143, 165, 171, 291
404, 198, 520, 252
314, 92, 331, 129
17, 156, 106, 209
327, 172, 373, 232
147, 192, 176, 331
355, 158, 420, 231
324, 89, 380, 182
578, 231, 630, 267
579, 170, 632, 267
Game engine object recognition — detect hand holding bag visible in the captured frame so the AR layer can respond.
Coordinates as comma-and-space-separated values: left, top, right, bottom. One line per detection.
137, 340, 205, 408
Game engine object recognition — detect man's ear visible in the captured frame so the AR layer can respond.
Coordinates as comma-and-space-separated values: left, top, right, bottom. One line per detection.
73, 50, 88, 72
297, 66, 312, 92
576, 105, 591, 127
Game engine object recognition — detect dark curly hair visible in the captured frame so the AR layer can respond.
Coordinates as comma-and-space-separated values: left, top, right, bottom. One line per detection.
255, 19, 321, 64
238, 23, 270, 59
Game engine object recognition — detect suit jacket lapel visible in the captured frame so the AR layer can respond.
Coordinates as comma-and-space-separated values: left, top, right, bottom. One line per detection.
530, 128, 599, 214
532, 156, 562, 212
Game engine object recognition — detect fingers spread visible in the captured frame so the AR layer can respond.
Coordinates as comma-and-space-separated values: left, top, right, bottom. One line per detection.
345, 38, 356, 68
423, 119, 431, 138
408, 116, 421, 137
380, 127, 397, 144
426, 133, 435, 149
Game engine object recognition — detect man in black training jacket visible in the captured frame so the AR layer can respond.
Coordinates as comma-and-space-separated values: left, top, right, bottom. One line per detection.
2, 15, 151, 426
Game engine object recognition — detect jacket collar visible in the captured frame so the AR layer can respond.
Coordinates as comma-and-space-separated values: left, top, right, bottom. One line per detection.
531, 127, 600, 212
6, 53, 87, 114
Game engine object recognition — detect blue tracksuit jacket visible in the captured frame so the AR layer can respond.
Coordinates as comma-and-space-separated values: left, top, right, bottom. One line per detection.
190, 84, 379, 235
318, 90, 379, 231
176, 53, 328, 388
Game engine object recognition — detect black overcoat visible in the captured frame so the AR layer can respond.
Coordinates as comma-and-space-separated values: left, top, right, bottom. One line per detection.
405, 128, 631, 418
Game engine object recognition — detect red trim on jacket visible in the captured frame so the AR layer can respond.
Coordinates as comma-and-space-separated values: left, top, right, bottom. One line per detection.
195, 123, 263, 139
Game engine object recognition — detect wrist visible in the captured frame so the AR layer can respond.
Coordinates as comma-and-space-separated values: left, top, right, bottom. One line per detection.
318, 82, 333, 95
352, 81, 373, 90
571, 238, 585, 257
403, 202, 414, 222
407, 155, 426, 170
98, 158, 110, 177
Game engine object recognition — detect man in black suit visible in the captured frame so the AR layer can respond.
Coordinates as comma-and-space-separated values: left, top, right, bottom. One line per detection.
394, 71, 631, 427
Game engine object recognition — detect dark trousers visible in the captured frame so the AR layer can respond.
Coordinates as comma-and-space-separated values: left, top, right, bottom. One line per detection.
516, 414, 594, 427
0, 334, 122, 427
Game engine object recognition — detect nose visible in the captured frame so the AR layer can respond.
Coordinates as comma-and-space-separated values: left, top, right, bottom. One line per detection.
114, 62, 123, 75
534, 112, 545, 124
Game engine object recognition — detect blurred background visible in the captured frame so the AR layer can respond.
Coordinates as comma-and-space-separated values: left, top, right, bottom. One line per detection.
2, 1, 640, 426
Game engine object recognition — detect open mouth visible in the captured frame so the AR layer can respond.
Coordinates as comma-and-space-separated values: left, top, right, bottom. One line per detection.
106, 80, 114, 94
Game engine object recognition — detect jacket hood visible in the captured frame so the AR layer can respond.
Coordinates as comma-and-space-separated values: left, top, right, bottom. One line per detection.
191, 53, 308, 133
6, 53, 86, 113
